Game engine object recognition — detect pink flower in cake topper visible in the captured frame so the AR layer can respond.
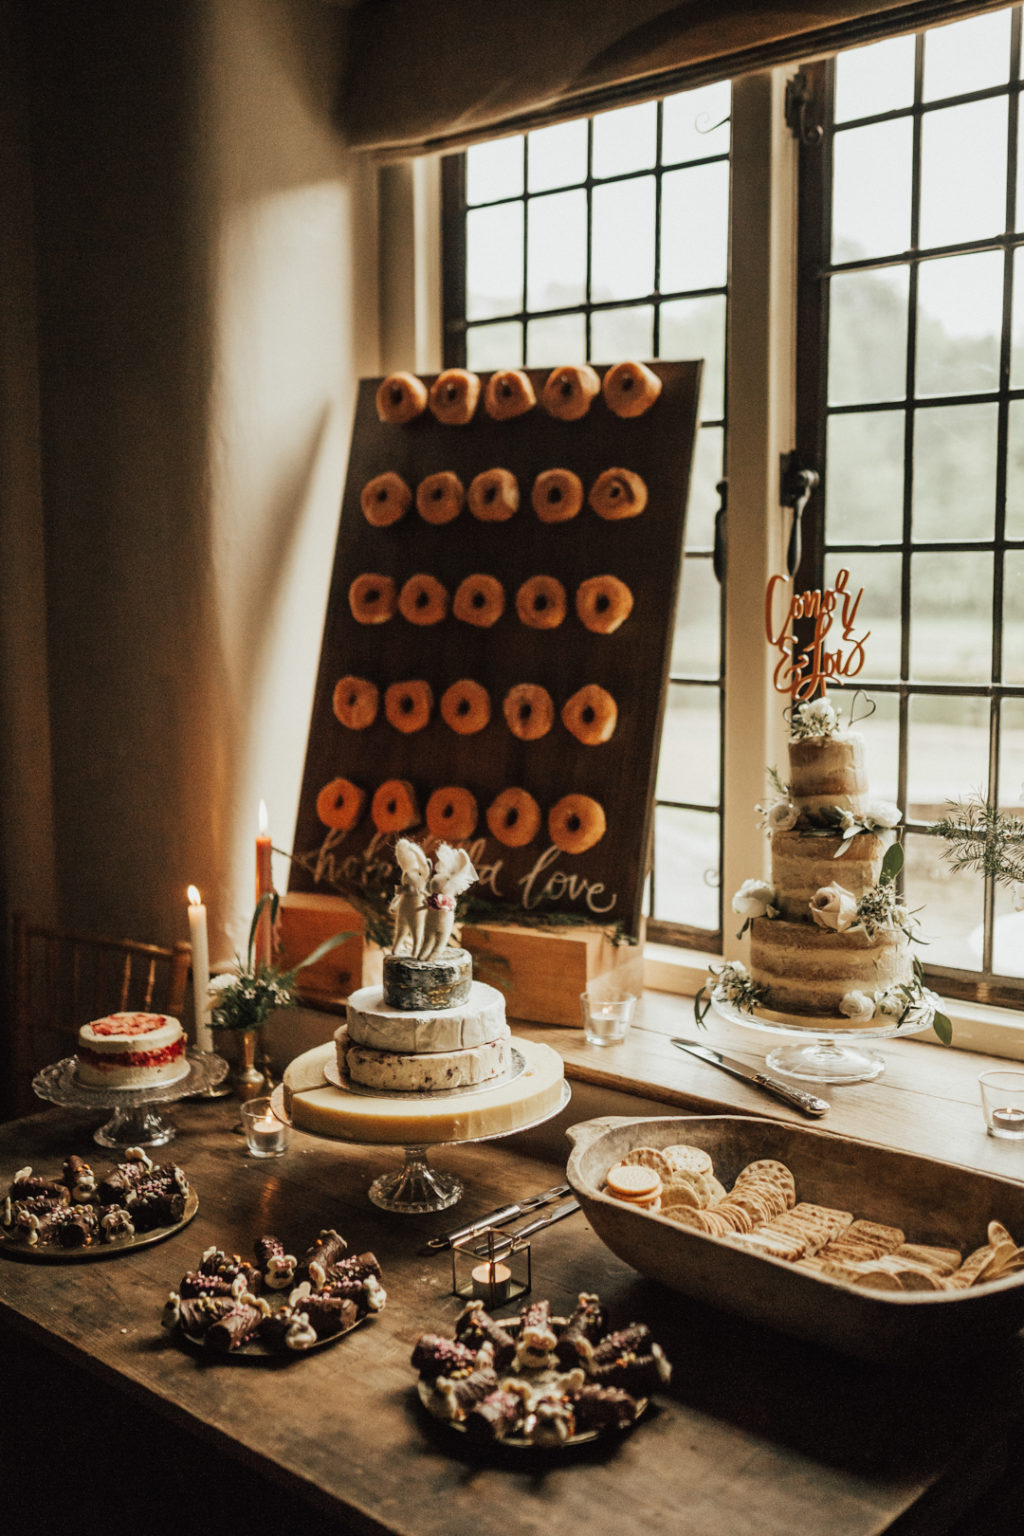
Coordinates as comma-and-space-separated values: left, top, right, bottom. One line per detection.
809, 882, 858, 932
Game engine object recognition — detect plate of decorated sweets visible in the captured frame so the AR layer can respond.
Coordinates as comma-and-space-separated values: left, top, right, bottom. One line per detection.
412, 1292, 671, 1448
0, 1147, 195, 1259
161, 1225, 386, 1358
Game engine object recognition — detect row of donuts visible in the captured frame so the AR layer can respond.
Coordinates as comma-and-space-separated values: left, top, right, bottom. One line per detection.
361, 466, 647, 527
333, 676, 617, 746
316, 777, 607, 855
376, 361, 662, 427
349, 571, 633, 634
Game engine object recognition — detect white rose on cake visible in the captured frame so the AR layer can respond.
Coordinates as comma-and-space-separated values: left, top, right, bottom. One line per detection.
863, 799, 902, 831
731, 879, 777, 919
762, 798, 799, 832
874, 986, 907, 1020
810, 882, 859, 932
797, 698, 838, 734
839, 990, 875, 1022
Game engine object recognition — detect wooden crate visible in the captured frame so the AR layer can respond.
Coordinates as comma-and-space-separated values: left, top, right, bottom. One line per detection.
462, 920, 644, 1027
276, 893, 367, 1013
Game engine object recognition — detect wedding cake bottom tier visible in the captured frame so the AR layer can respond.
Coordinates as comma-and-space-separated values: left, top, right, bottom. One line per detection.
749, 917, 912, 1022
335, 1022, 510, 1090
345, 980, 506, 1053
282, 1038, 565, 1145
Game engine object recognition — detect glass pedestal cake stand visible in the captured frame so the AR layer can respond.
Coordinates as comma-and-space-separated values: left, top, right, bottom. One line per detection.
33, 1049, 230, 1147
710, 989, 941, 1084
270, 1063, 572, 1216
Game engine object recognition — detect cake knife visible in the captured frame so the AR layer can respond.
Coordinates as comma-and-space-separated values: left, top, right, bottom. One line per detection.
426, 1183, 572, 1250
671, 1038, 831, 1117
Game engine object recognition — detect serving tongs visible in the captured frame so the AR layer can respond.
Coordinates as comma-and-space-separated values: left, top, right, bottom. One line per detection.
426, 1182, 571, 1251
468, 1198, 581, 1260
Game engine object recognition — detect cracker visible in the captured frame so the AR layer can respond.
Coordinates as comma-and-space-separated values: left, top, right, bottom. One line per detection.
659, 1182, 701, 1211
659, 1167, 713, 1209
662, 1143, 714, 1177
729, 1228, 806, 1262
892, 1243, 961, 1276
621, 1147, 675, 1182
843, 1219, 905, 1251
605, 1163, 661, 1200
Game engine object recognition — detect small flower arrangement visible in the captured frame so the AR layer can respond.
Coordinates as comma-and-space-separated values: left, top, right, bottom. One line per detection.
789, 697, 840, 740
694, 960, 768, 1026
817, 799, 902, 857
208, 894, 351, 1034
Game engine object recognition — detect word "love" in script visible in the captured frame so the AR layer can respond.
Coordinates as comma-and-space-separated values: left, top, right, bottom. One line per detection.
765, 568, 870, 700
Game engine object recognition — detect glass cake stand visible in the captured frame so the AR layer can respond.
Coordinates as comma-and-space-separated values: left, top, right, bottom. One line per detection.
710, 989, 941, 1084
270, 1075, 572, 1216
32, 1049, 230, 1147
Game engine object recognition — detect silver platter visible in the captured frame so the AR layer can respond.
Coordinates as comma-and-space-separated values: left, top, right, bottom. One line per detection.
0, 1187, 198, 1263
324, 1045, 526, 1101
33, 1049, 228, 1109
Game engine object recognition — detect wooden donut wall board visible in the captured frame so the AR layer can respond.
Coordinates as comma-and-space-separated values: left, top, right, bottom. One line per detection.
287, 362, 702, 944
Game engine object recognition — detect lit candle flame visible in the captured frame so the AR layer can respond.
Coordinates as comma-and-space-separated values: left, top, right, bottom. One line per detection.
188, 884, 202, 905
258, 799, 268, 835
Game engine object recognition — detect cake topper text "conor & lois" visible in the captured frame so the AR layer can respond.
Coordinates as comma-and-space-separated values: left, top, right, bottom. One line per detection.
765, 568, 869, 701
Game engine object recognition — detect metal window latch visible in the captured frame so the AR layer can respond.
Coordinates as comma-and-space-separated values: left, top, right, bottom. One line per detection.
784, 72, 824, 146
711, 478, 727, 583
780, 452, 819, 577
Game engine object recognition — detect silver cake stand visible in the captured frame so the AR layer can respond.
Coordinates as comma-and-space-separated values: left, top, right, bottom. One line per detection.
271, 1065, 572, 1216
33, 1049, 230, 1147
711, 989, 941, 1084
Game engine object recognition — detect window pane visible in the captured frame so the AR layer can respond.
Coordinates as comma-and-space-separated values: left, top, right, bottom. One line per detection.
592, 177, 656, 301
910, 550, 992, 684
662, 81, 731, 163
525, 312, 586, 366
915, 251, 1003, 397
467, 202, 523, 320
852, 687, 901, 805
828, 267, 908, 405
1001, 551, 1024, 686
592, 101, 657, 179
590, 304, 654, 362
908, 694, 990, 818
660, 295, 726, 421
651, 806, 719, 928
905, 828, 984, 973
466, 321, 523, 370
1018, 97, 1024, 234
527, 119, 588, 193
466, 137, 524, 205
527, 189, 586, 311
992, 882, 1024, 978
1012, 245, 1024, 388
832, 120, 912, 263
1006, 399, 1024, 538
835, 33, 915, 121
919, 100, 1007, 250
661, 163, 730, 293
998, 697, 1024, 808
824, 551, 902, 685
656, 684, 720, 805
923, 8, 1012, 101
670, 553, 720, 678
686, 425, 723, 550
825, 410, 904, 544
912, 403, 998, 542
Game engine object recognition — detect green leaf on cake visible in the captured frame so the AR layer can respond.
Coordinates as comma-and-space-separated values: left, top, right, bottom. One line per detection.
881, 842, 904, 884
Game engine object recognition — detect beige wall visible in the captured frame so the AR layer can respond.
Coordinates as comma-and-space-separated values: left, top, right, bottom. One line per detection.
1, 0, 378, 1012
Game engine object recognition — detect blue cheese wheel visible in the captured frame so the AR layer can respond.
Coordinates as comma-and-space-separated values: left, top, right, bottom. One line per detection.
383, 948, 472, 1009
335, 1023, 511, 1091
346, 981, 506, 1053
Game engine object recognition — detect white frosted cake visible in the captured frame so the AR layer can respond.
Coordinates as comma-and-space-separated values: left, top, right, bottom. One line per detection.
77, 1012, 188, 1088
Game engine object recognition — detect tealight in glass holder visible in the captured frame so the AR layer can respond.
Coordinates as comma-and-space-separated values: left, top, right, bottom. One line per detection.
241, 1096, 292, 1157
979, 1069, 1024, 1140
451, 1228, 531, 1308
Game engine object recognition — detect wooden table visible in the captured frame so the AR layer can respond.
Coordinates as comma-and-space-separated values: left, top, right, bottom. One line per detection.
3, 1096, 1024, 1536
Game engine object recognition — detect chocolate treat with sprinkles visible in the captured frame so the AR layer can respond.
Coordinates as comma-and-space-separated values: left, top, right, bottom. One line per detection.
204, 1301, 267, 1353
52, 1204, 99, 1248
554, 1292, 608, 1366
590, 1344, 672, 1396
302, 1228, 349, 1288
62, 1155, 97, 1201
254, 1235, 298, 1289
454, 1301, 517, 1369
590, 1322, 653, 1367
411, 1333, 480, 1381
295, 1293, 359, 1339
434, 1365, 500, 1420
178, 1270, 238, 1299
570, 1384, 639, 1433
10, 1168, 70, 1205
464, 1389, 524, 1441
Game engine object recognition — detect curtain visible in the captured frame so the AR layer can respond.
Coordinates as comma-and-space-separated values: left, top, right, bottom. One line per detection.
342, 0, 1011, 155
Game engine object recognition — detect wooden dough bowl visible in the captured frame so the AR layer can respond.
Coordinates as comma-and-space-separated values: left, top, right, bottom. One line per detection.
567, 1114, 1024, 1362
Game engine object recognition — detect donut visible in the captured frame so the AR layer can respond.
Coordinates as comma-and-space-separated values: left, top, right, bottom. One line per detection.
316, 777, 366, 832
332, 675, 379, 730
576, 575, 634, 634
468, 468, 519, 522
376, 371, 428, 424
589, 468, 648, 521
515, 575, 567, 630
484, 369, 536, 421
602, 360, 662, 418
428, 368, 481, 425
416, 471, 464, 526
360, 471, 412, 527
371, 779, 420, 835
440, 679, 491, 735
453, 574, 506, 628
540, 363, 601, 421
531, 469, 583, 524
561, 684, 618, 745
384, 679, 434, 734
548, 794, 606, 854
349, 573, 397, 625
487, 788, 541, 848
398, 573, 449, 626
426, 786, 479, 842
502, 683, 554, 741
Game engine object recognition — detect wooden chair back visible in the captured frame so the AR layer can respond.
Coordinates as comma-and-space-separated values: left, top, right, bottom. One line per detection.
9, 912, 192, 1120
